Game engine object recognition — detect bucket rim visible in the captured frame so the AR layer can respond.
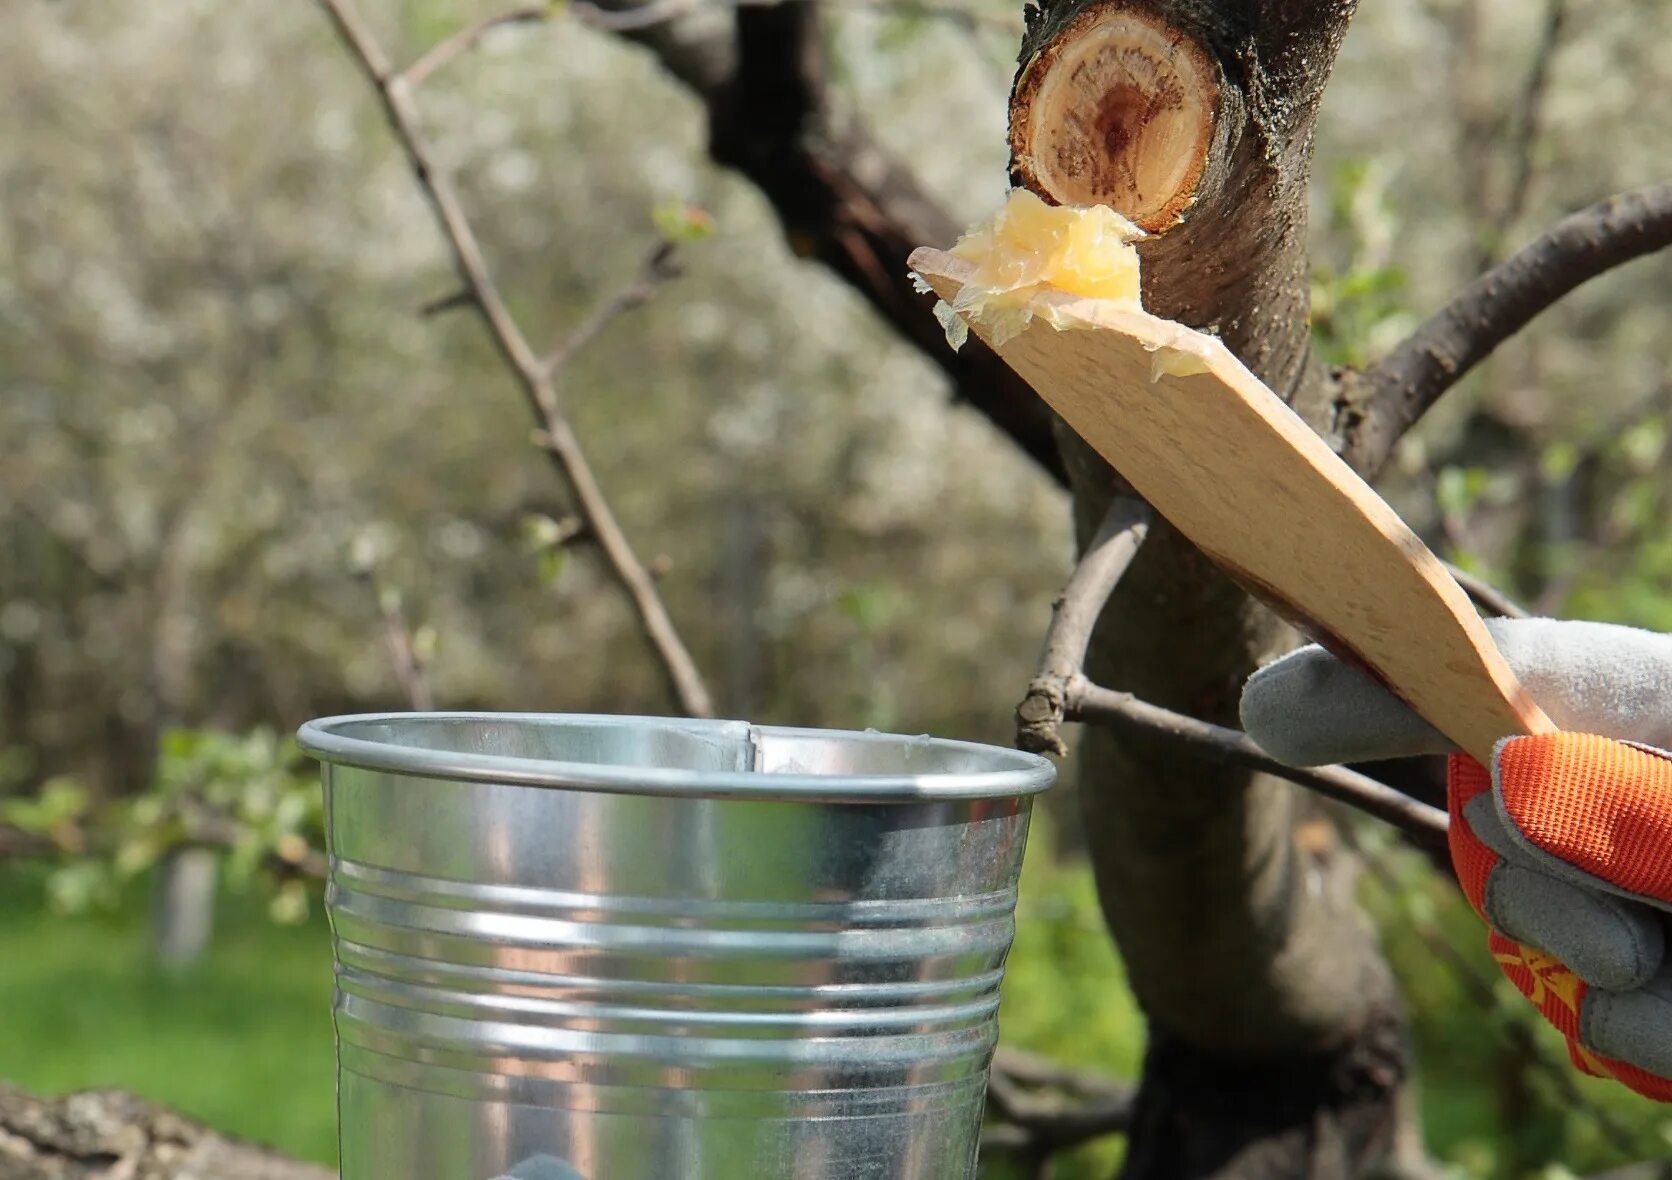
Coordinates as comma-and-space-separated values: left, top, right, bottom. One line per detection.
296, 712, 1055, 802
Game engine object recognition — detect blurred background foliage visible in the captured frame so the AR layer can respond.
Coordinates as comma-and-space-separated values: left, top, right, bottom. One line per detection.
2, 0, 1670, 1176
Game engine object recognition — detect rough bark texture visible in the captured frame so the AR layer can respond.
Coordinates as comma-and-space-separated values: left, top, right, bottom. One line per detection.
0, 1085, 332, 1180
1011, 1, 1408, 1176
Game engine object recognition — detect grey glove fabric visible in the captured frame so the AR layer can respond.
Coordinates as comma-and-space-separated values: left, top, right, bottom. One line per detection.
1240, 617, 1672, 766
1239, 616, 1672, 1080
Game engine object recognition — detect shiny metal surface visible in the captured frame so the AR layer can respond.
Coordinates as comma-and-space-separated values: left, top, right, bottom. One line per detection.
298, 713, 1053, 1180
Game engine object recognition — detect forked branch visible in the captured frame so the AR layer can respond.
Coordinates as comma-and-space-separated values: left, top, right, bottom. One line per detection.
1016, 496, 1151, 755
1350, 183, 1672, 470
1018, 501, 1451, 845
313, 0, 714, 717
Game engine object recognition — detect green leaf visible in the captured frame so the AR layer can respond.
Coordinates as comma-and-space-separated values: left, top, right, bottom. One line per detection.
1618, 418, 1667, 472
835, 585, 901, 633
269, 879, 309, 925
45, 860, 117, 915
650, 201, 714, 245
114, 831, 166, 878
0, 746, 36, 790
411, 624, 438, 664
1, 777, 90, 833
1539, 440, 1578, 482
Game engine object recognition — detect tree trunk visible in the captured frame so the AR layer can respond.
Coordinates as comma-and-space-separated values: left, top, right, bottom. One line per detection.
614, 1, 1415, 1173
1010, 2, 1409, 1176
0, 1083, 331, 1180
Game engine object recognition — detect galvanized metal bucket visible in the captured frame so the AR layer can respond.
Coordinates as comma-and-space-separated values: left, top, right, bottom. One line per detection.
297, 713, 1054, 1180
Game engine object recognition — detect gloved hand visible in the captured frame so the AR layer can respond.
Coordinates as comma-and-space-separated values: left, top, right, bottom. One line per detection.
1240, 617, 1672, 1102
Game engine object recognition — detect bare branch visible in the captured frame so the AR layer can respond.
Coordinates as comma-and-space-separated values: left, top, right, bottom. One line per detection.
401, 0, 1018, 92
1066, 678, 1450, 845
981, 1048, 1136, 1168
1016, 497, 1152, 754
420, 288, 475, 317
607, 0, 1065, 479
541, 241, 681, 377
992, 1047, 1133, 1102
1495, 0, 1566, 239
371, 583, 435, 711
313, 0, 715, 718
1350, 183, 1672, 468
1010, 496, 1445, 841
1443, 562, 1528, 620
400, 4, 550, 89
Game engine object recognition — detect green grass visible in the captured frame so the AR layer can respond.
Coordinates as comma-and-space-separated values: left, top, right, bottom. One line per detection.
0, 866, 338, 1164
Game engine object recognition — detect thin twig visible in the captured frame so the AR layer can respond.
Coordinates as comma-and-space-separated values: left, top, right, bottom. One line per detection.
400, 4, 550, 89
540, 241, 680, 377
589, 0, 1023, 35
314, 0, 714, 718
1528, 386, 1672, 616
373, 585, 435, 711
1016, 497, 1152, 755
1350, 183, 1672, 468
1066, 678, 1451, 845
1443, 562, 1528, 620
1493, 0, 1566, 241
419, 288, 474, 317
399, 0, 1018, 90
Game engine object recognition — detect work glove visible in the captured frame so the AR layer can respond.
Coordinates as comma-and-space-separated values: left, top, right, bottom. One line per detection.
1240, 617, 1672, 1102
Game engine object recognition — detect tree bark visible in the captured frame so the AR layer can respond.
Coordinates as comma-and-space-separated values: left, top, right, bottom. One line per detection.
614, 2, 1413, 1174
0, 1084, 331, 1180
1010, 2, 1408, 1176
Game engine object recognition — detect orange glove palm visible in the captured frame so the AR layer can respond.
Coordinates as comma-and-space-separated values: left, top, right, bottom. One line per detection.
1451, 736, 1672, 1101
1241, 618, 1672, 1101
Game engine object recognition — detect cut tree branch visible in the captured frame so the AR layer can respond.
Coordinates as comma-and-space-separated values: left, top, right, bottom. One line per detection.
314, 0, 715, 718
1348, 183, 1672, 470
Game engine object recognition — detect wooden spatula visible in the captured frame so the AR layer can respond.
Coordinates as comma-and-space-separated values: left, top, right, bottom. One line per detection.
910, 247, 1553, 765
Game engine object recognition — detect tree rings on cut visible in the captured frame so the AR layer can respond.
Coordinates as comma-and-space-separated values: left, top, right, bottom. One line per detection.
1010, 5, 1217, 233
